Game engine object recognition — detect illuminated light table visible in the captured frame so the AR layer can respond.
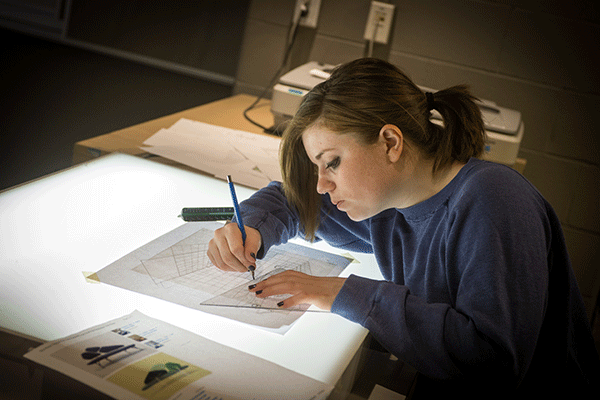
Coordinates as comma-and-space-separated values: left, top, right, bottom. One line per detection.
0, 153, 383, 398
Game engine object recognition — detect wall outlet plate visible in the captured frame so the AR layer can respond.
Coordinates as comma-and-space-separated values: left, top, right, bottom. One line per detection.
294, 0, 322, 28
364, 1, 395, 44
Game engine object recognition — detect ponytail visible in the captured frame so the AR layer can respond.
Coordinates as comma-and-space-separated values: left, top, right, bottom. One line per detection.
425, 85, 485, 172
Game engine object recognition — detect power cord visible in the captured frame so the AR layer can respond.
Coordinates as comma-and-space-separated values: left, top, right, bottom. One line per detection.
242, 2, 309, 135
367, 16, 383, 57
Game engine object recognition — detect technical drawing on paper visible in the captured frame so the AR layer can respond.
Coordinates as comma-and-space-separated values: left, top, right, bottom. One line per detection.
97, 222, 351, 330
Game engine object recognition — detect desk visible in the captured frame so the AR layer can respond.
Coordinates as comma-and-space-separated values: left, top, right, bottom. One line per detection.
0, 153, 383, 398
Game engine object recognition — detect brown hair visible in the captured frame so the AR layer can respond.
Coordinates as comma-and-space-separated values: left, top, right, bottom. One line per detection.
280, 58, 485, 240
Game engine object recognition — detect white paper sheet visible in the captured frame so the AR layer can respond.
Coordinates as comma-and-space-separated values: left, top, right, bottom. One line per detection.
25, 310, 333, 400
141, 119, 282, 189
96, 222, 352, 333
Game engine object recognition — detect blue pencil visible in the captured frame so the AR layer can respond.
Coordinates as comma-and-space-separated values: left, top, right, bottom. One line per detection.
226, 175, 254, 279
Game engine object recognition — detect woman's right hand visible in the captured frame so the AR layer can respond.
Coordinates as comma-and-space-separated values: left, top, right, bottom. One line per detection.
207, 223, 262, 273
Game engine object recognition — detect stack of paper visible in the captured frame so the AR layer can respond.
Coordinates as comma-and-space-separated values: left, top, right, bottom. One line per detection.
141, 119, 282, 189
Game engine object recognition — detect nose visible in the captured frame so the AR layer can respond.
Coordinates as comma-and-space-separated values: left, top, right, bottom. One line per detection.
316, 172, 335, 194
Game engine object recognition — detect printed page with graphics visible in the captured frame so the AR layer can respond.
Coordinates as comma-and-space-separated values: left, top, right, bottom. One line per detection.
25, 310, 332, 400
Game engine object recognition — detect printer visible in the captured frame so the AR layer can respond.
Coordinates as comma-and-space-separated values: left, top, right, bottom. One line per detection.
271, 61, 524, 166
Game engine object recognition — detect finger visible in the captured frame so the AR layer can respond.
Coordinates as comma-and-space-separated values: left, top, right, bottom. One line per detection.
274, 294, 308, 309
243, 227, 262, 266
274, 291, 333, 311
219, 245, 248, 272
223, 224, 258, 272
252, 278, 300, 298
207, 238, 239, 272
210, 233, 247, 273
248, 271, 302, 292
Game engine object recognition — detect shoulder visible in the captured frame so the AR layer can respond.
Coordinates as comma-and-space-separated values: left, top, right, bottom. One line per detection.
448, 159, 550, 231
444, 161, 555, 278
459, 159, 533, 195
453, 159, 544, 208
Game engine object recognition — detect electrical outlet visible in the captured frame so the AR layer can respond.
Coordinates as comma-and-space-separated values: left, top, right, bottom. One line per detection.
294, 0, 321, 28
363, 1, 395, 44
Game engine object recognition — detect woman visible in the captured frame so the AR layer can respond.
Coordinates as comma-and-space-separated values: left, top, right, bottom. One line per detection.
207, 58, 598, 398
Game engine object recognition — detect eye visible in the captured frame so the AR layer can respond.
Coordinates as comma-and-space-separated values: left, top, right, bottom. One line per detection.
326, 157, 340, 170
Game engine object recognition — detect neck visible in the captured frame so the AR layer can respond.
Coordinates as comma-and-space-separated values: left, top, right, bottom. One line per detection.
395, 157, 465, 208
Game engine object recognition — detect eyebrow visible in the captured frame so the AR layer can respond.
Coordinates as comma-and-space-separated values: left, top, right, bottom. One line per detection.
315, 148, 335, 160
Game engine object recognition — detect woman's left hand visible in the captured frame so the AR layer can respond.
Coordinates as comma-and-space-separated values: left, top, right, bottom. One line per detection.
248, 271, 346, 311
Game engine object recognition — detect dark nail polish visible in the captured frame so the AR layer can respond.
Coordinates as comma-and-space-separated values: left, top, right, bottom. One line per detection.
250, 252, 256, 260
248, 284, 256, 289
277, 301, 284, 307
248, 265, 255, 271
255, 290, 263, 295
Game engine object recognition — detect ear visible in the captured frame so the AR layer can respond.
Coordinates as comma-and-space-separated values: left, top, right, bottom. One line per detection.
379, 124, 403, 163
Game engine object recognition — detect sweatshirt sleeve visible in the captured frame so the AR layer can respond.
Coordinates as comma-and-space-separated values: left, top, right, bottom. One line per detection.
239, 181, 373, 256
237, 182, 301, 257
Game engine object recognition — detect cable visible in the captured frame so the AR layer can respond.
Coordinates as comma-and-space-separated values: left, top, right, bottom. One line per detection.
367, 17, 382, 58
243, 2, 308, 135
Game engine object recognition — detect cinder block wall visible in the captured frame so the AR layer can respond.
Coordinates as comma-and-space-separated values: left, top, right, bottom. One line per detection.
234, 0, 600, 319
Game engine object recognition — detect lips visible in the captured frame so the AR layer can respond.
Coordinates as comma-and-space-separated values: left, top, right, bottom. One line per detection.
333, 200, 344, 209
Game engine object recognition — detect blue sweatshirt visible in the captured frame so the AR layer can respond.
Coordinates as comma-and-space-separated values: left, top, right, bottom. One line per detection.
238, 158, 599, 397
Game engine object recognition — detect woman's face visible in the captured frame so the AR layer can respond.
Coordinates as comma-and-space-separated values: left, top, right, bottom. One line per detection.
302, 124, 399, 221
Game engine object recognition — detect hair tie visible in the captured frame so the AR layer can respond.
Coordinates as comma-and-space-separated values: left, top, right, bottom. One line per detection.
425, 92, 436, 111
